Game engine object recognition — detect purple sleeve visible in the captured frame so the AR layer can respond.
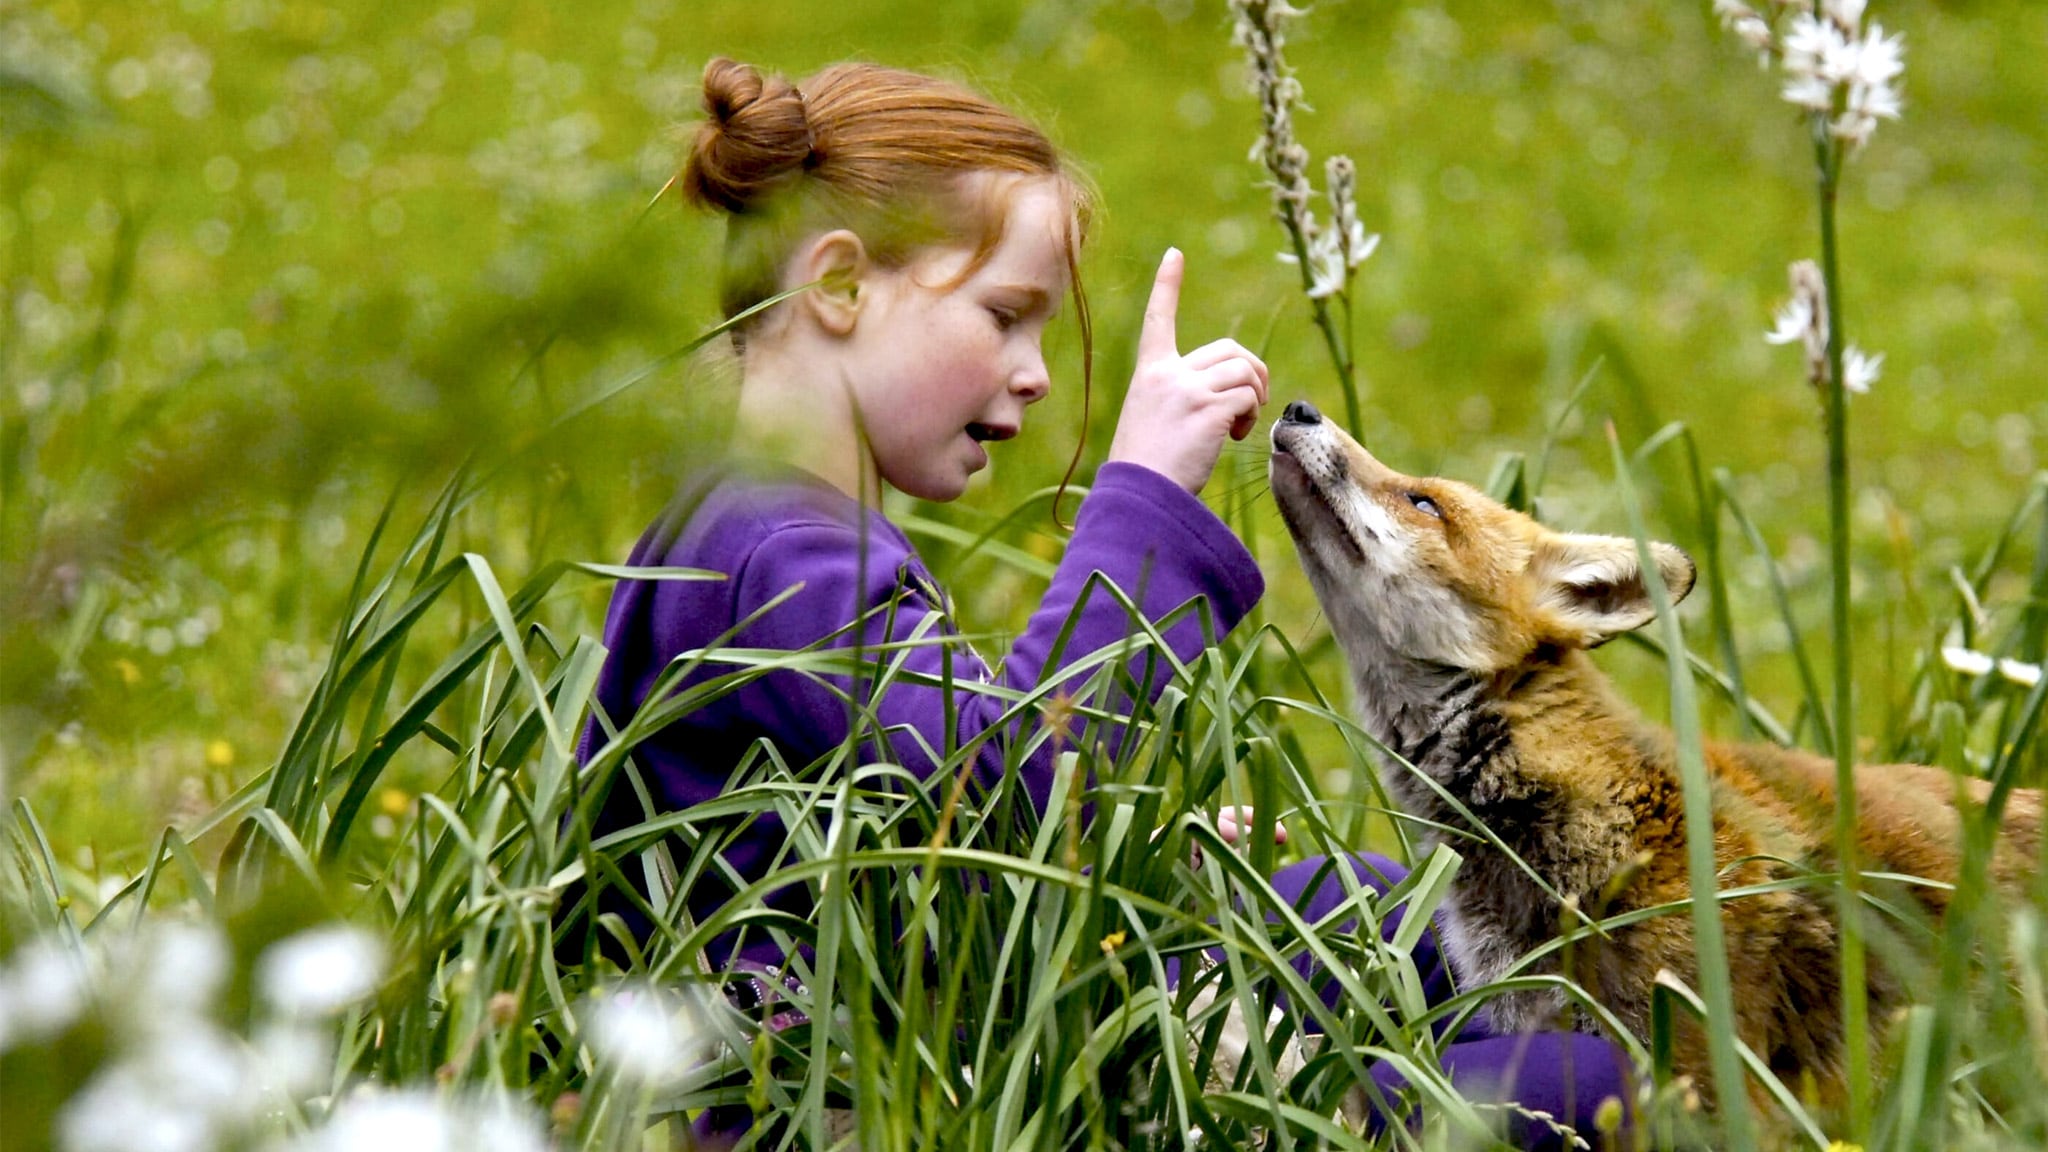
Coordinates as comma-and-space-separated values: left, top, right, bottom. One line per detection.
730, 462, 1263, 810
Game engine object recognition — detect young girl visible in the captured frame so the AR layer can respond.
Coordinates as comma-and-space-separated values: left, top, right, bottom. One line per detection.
582, 56, 1629, 1150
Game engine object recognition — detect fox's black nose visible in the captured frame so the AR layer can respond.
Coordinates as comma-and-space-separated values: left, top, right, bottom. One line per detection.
1281, 399, 1323, 425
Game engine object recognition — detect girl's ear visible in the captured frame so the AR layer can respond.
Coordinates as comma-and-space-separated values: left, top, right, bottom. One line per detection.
1529, 532, 1696, 647
793, 229, 868, 337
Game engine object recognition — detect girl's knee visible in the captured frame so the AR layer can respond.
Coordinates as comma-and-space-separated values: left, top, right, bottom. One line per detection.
1268, 852, 1408, 913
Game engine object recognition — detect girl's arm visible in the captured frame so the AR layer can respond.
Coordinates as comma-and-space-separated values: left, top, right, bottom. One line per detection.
730, 462, 1261, 811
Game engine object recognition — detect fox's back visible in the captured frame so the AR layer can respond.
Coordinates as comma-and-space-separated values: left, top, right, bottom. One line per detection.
1711, 741, 2042, 911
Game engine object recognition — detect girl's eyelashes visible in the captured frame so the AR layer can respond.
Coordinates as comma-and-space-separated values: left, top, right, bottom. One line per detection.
986, 305, 1019, 332
1407, 493, 1442, 519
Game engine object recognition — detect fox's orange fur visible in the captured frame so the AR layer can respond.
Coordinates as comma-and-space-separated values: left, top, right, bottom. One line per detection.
1268, 403, 2040, 1112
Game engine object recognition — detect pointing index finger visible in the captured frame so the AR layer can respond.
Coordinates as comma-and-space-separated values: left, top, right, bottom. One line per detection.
1137, 247, 1183, 364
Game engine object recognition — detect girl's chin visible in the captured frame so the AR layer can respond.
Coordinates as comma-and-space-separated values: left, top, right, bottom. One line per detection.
886, 443, 984, 502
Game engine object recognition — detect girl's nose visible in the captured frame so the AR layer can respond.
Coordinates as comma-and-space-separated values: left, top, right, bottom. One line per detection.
1012, 352, 1051, 403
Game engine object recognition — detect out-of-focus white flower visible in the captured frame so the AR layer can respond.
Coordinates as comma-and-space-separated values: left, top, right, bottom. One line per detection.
587, 983, 703, 1084
1942, 646, 1995, 677
467, 1096, 550, 1152
4, 938, 90, 1044
254, 1019, 334, 1094
2001, 658, 2044, 689
299, 1091, 452, 1152
289, 1090, 546, 1152
148, 1024, 259, 1120
1942, 646, 2044, 688
134, 922, 230, 1022
259, 925, 384, 1017
59, 1022, 258, 1152
60, 1065, 213, 1152
1842, 345, 1883, 394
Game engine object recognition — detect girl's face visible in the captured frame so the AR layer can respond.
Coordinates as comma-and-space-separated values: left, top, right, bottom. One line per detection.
841, 175, 1073, 502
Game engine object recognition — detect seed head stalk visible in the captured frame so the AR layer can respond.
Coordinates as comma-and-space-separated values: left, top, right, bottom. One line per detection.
1231, 0, 1375, 436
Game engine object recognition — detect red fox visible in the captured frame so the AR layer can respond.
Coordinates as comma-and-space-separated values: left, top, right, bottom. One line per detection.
1268, 399, 2041, 1112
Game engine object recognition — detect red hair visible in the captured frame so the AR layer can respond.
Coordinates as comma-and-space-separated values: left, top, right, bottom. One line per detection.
681, 58, 1098, 514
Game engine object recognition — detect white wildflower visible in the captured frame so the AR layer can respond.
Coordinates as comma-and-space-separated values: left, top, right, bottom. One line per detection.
1713, 0, 1776, 58
1842, 344, 1883, 393
1301, 229, 1347, 300
1941, 646, 1995, 677
1823, 0, 1867, 33
587, 982, 704, 1084
259, 925, 384, 1017
1765, 259, 1831, 391
1776, 9, 1904, 150
1763, 293, 1813, 347
1832, 22, 1905, 148
1732, 14, 1774, 55
1847, 22, 1905, 86
1779, 14, 1850, 109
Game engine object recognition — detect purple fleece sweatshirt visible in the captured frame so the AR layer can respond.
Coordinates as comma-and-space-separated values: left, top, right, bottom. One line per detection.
579, 459, 1264, 968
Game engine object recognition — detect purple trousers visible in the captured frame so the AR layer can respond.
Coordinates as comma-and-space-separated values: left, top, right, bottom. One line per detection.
695, 854, 1632, 1150
1263, 854, 1633, 1151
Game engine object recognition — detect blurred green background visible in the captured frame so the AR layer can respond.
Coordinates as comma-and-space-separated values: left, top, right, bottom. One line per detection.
4, 0, 2043, 879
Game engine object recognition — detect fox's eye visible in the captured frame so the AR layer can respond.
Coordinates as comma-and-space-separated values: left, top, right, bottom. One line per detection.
1408, 493, 1442, 519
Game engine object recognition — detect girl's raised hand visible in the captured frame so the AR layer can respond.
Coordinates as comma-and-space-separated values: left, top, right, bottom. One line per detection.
1107, 248, 1270, 494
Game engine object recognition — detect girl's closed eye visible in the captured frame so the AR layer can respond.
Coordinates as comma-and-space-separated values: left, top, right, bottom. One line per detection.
986, 305, 1019, 332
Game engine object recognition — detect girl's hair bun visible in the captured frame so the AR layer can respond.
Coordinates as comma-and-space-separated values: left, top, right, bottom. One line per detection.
683, 57, 813, 215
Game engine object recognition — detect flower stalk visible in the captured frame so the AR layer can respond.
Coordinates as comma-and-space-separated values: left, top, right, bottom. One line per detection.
1724, 0, 1906, 1139
1815, 143, 1872, 1142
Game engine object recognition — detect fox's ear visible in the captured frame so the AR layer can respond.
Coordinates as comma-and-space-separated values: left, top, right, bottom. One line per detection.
1530, 533, 1696, 647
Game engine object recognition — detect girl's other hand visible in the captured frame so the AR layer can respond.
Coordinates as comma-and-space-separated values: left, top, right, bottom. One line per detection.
1214, 806, 1288, 847
1107, 248, 1270, 494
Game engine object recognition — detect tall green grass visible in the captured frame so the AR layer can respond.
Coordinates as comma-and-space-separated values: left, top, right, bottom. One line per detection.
7, 1, 2048, 1150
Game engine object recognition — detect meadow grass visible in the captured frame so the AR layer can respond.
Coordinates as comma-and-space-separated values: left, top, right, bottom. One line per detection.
5, 0, 2048, 1149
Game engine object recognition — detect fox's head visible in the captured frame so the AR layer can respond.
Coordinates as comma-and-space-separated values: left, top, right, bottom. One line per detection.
1269, 400, 1695, 676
